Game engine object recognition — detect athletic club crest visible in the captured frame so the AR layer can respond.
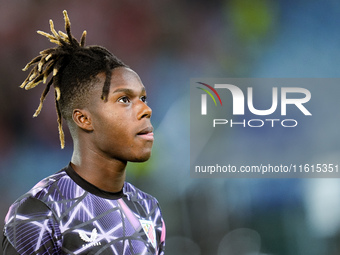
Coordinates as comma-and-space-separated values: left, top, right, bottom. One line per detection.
139, 219, 157, 249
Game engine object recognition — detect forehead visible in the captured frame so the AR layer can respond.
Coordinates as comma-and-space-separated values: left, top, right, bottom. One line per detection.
100, 67, 145, 92
88, 67, 145, 104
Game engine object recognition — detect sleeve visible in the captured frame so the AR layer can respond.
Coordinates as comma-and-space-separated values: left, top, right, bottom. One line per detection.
2, 236, 19, 255
158, 218, 166, 255
3, 196, 62, 255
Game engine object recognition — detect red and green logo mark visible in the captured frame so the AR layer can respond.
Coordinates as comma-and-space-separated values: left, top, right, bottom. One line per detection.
196, 82, 222, 115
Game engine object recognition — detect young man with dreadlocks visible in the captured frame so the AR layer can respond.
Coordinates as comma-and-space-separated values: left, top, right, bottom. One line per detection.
2, 10, 166, 255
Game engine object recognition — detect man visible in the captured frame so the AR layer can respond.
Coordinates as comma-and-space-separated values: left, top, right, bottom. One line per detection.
2, 10, 165, 254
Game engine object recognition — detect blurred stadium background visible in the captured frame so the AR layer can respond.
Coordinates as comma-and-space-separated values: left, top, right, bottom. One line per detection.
1, 0, 340, 254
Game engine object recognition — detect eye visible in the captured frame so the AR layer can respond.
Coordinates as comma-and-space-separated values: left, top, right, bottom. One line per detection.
118, 96, 130, 104
140, 96, 147, 104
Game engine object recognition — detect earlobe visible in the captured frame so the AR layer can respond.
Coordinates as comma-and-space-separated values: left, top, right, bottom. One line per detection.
72, 109, 94, 131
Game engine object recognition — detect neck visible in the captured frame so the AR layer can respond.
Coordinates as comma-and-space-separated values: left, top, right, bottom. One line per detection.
70, 141, 127, 193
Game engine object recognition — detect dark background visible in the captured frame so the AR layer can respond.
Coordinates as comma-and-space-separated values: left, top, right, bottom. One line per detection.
1, 0, 340, 254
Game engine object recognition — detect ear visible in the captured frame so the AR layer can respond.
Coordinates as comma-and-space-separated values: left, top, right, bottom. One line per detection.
72, 109, 94, 132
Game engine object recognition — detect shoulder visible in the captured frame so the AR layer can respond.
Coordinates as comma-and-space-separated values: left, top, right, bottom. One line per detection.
3, 169, 68, 254
30, 168, 68, 196
5, 167, 69, 220
124, 181, 159, 203
123, 182, 164, 220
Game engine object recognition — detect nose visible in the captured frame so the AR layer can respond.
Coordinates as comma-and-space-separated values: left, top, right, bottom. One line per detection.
137, 101, 152, 120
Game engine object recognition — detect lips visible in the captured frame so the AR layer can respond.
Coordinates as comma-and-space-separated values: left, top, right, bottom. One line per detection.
137, 126, 154, 140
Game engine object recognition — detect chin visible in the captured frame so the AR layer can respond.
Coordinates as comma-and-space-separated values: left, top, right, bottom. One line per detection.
130, 151, 152, 163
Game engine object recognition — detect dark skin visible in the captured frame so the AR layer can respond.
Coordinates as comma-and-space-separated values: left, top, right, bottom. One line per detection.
70, 67, 153, 193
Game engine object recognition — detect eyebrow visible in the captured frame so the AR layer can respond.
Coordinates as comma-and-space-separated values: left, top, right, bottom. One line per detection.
112, 87, 146, 95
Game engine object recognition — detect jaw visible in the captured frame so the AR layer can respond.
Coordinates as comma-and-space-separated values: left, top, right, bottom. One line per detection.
128, 139, 153, 162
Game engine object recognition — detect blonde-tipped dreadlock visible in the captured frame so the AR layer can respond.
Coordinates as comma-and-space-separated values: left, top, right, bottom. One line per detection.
20, 10, 127, 148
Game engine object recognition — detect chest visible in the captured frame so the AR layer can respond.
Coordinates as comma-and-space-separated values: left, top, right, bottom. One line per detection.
52, 196, 160, 254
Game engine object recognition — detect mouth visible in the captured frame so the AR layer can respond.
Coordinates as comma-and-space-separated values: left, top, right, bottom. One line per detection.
137, 126, 154, 141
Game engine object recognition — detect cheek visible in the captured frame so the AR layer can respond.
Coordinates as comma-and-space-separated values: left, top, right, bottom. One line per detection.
97, 113, 134, 144
94, 110, 122, 130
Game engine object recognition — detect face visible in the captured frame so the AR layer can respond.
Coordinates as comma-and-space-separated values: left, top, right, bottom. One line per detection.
86, 67, 153, 163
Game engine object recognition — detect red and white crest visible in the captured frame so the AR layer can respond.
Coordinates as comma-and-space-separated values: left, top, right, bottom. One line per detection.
139, 219, 156, 249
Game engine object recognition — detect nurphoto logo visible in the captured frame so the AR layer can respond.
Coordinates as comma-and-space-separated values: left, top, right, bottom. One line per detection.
196, 81, 312, 128
196, 82, 223, 115
191, 78, 340, 179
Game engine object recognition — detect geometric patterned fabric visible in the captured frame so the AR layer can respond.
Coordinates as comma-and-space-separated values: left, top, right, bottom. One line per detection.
3, 164, 165, 254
